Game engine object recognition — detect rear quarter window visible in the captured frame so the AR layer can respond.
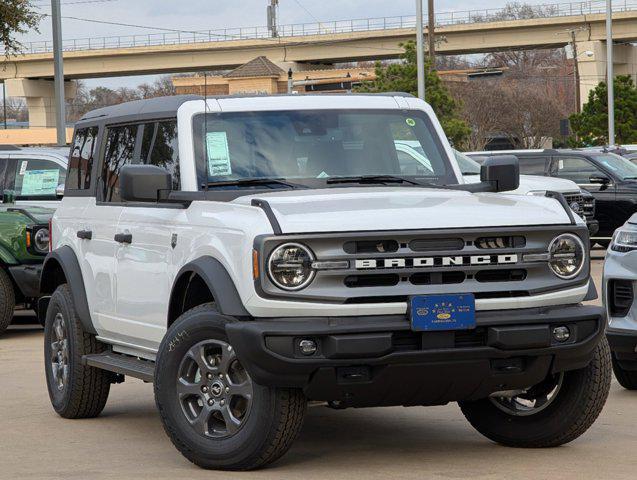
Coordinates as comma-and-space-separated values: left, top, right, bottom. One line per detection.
67, 126, 98, 190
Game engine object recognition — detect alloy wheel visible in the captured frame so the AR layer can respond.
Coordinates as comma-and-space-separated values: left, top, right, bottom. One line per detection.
50, 313, 70, 392
176, 339, 253, 438
489, 372, 565, 417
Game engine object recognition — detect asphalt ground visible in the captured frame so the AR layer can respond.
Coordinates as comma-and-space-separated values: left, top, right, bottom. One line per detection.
1, 253, 636, 480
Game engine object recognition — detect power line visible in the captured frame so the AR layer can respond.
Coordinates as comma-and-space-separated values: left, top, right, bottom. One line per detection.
291, 0, 321, 24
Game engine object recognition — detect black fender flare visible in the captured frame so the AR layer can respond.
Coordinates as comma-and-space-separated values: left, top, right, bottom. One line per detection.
40, 246, 96, 334
169, 256, 249, 322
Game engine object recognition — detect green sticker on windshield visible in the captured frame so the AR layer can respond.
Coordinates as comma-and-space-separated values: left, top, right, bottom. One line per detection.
406, 118, 416, 127
206, 132, 232, 177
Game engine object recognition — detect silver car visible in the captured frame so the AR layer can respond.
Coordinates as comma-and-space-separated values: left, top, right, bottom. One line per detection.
604, 219, 637, 389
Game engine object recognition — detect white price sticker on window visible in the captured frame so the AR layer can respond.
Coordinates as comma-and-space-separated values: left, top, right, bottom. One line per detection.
19, 161, 28, 175
206, 132, 232, 177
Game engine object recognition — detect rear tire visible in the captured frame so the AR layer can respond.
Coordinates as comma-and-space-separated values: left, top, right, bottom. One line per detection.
155, 303, 307, 470
44, 284, 111, 418
460, 338, 611, 447
0, 268, 15, 336
612, 354, 637, 390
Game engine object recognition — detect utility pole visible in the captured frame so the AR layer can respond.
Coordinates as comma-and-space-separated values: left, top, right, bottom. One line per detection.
267, 0, 279, 38
51, 0, 66, 146
606, 0, 615, 146
427, 0, 435, 63
2, 82, 7, 130
416, 0, 425, 100
570, 30, 581, 113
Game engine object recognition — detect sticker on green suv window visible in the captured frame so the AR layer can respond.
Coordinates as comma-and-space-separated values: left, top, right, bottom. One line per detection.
206, 132, 232, 176
20, 169, 60, 195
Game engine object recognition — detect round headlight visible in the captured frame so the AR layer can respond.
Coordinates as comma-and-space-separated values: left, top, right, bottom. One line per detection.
34, 228, 50, 254
267, 243, 315, 291
548, 233, 585, 279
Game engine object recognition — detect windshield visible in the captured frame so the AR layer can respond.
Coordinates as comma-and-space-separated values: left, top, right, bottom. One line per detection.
193, 109, 457, 189
453, 150, 481, 175
592, 153, 637, 180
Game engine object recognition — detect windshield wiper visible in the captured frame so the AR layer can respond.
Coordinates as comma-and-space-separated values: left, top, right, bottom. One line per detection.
205, 178, 307, 189
326, 175, 423, 186
462, 172, 480, 176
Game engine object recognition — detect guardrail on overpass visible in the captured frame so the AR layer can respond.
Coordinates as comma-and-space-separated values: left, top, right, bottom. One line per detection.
14, 0, 637, 54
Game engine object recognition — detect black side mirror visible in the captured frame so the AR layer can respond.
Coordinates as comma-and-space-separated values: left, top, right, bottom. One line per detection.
120, 165, 172, 202
589, 174, 610, 185
480, 155, 520, 192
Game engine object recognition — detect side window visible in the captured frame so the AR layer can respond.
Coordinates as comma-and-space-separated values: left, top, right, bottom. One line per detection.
14, 158, 66, 197
67, 126, 98, 190
553, 156, 601, 184
517, 156, 548, 175
140, 120, 180, 190
100, 124, 139, 202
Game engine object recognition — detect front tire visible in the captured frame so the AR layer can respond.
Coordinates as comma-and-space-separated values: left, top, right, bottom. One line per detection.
0, 268, 15, 336
154, 303, 307, 471
612, 354, 637, 390
460, 338, 611, 447
44, 284, 111, 418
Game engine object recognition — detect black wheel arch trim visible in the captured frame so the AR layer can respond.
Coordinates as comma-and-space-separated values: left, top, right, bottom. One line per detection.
169, 256, 250, 323
40, 246, 96, 334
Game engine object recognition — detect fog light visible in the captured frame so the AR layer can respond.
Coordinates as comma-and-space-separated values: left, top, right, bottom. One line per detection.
552, 326, 571, 342
298, 339, 317, 356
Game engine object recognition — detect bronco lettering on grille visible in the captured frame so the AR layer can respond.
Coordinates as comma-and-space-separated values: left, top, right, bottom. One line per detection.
355, 255, 519, 270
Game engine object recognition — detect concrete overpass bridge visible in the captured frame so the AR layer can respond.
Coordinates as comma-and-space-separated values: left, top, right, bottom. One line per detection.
4, 0, 637, 128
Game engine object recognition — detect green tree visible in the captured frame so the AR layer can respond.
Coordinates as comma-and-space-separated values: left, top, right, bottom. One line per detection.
0, 0, 40, 57
570, 75, 637, 145
357, 41, 470, 145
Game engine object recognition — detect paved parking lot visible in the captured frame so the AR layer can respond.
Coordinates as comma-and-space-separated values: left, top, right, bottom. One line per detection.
1, 255, 636, 480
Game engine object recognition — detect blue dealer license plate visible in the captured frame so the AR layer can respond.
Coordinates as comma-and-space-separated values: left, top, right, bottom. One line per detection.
410, 294, 476, 331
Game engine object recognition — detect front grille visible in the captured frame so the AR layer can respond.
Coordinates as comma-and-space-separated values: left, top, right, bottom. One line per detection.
610, 280, 634, 317
564, 193, 595, 219
258, 226, 589, 303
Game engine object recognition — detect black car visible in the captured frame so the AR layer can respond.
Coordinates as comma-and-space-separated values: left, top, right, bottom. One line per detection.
467, 149, 637, 244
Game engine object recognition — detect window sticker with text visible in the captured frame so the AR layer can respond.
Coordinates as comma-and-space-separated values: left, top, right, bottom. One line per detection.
206, 132, 232, 176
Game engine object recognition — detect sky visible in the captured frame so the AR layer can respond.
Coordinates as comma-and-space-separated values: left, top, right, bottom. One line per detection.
22, 0, 497, 90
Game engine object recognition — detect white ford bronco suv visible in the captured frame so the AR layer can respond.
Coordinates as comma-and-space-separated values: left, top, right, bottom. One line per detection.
40, 94, 610, 471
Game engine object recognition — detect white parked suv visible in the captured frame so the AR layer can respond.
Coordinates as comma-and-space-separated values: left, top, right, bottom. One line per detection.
40, 94, 610, 470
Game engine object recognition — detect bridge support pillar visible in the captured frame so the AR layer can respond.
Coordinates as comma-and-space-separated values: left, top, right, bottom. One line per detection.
577, 40, 637, 109
4, 78, 76, 129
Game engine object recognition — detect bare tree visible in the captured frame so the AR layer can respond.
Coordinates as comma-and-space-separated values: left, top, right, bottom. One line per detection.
472, 2, 559, 23
450, 80, 502, 151
453, 76, 568, 150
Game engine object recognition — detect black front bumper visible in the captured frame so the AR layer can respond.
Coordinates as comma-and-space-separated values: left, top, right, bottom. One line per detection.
8, 264, 42, 298
226, 304, 605, 407
607, 330, 637, 370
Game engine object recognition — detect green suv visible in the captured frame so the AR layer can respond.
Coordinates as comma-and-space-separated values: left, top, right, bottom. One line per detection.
0, 204, 52, 336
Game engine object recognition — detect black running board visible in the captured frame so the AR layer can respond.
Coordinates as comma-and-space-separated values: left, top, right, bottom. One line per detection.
83, 352, 155, 383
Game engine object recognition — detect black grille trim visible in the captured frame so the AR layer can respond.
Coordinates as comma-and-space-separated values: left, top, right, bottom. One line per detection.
610, 280, 634, 317
475, 269, 527, 283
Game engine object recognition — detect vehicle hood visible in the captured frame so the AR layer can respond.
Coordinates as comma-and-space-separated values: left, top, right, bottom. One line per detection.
233, 187, 573, 234
0, 204, 54, 224
462, 174, 579, 194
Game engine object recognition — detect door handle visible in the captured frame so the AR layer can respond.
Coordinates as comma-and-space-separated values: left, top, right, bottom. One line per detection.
76, 230, 92, 240
114, 233, 132, 244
